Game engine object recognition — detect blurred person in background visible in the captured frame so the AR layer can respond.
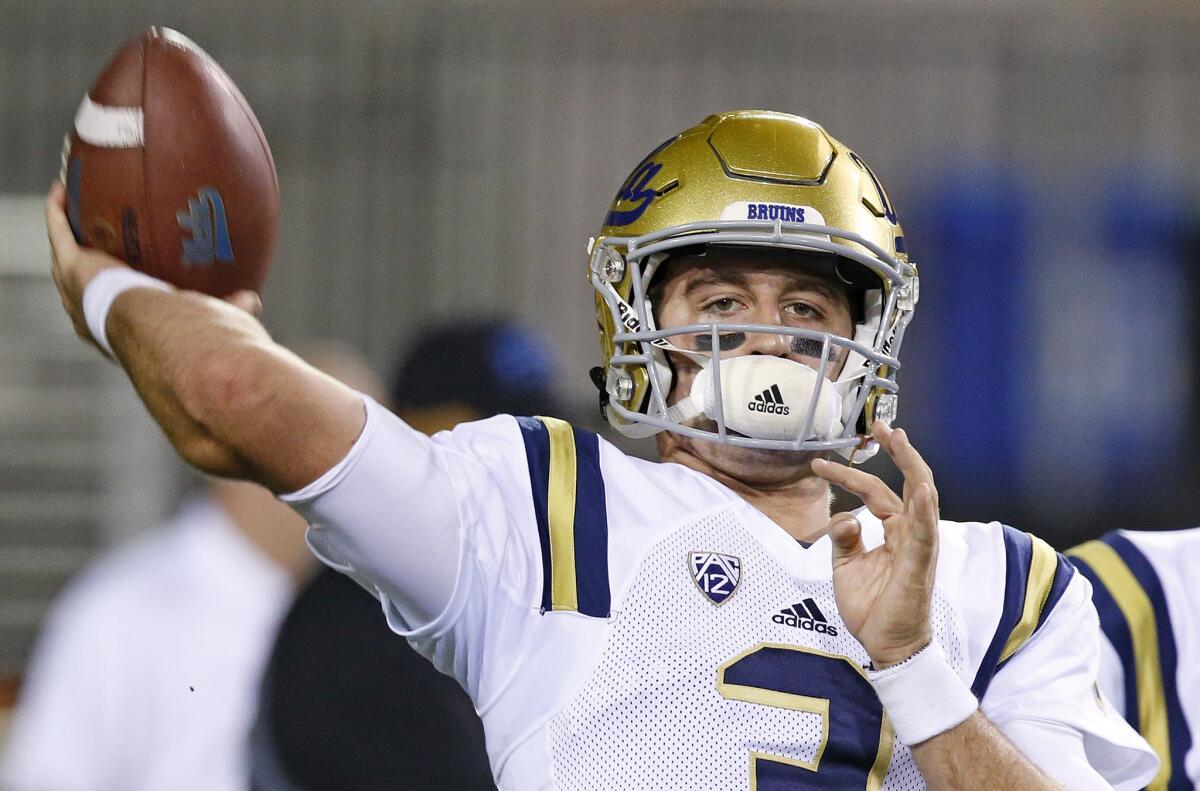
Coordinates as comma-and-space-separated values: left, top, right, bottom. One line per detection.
0, 342, 385, 791
1068, 529, 1200, 789
250, 320, 560, 790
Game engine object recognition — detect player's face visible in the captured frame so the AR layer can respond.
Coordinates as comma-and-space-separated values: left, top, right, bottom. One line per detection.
653, 248, 856, 483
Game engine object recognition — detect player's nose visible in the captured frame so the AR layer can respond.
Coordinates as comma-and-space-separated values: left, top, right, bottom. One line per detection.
740, 304, 791, 356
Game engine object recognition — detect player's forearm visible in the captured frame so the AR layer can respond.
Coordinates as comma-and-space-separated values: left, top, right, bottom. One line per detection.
106, 287, 363, 492
911, 712, 1070, 790
106, 286, 270, 477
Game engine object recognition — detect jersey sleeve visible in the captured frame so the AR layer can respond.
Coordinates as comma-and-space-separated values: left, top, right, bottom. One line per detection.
280, 395, 469, 634
280, 397, 605, 703
1068, 531, 1193, 790
974, 528, 1160, 789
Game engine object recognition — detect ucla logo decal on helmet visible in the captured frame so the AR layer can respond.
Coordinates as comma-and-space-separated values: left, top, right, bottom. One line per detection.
588, 110, 918, 462
604, 138, 676, 228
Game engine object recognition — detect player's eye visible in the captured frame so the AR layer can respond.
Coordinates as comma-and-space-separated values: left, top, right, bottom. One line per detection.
702, 297, 742, 314
784, 301, 822, 320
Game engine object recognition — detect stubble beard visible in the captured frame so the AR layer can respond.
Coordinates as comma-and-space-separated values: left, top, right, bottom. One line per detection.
672, 416, 818, 489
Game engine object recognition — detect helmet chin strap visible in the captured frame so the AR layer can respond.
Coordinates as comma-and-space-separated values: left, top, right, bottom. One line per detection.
666, 354, 857, 443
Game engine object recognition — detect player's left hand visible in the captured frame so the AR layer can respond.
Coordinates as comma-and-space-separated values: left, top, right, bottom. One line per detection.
810, 422, 938, 668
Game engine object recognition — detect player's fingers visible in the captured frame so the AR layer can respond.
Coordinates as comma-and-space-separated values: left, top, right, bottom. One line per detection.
906, 483, 940, 580
891, 427, 936, 489
916, 479, 937, 515
47, 179, 65, 207
912, 482, 938, 541
223, 290, 262, 317
811, 457, 903, 519
828, 512, 865, 564
873, 422, 936, 498
44, 182, 77, 258
48, 246, 74, 316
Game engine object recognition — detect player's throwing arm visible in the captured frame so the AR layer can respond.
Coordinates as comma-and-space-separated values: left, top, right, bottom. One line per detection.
46, 181, 364, 493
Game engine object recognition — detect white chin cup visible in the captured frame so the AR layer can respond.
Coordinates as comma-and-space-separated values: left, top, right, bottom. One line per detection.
671, 355, 844, 442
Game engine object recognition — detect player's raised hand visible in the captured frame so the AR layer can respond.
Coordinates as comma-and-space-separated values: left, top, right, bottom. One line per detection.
810, 422, 938, 668
46, 181, 263, 354
45, 180, 132, 351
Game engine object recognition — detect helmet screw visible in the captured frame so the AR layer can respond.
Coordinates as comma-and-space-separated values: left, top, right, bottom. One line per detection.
595, 248, 626, 283
873, 393, 898, 426
606, 368, 634, 402
898, 276, 919, 311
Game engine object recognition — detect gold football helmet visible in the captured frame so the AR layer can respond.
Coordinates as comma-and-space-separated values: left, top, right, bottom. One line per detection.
588, 110, 918, 461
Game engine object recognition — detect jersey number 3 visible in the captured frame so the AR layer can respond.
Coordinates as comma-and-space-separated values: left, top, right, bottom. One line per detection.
717, 643, 894, 790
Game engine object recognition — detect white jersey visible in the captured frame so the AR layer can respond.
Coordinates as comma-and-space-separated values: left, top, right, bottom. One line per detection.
284, 397, 1156, 790
1069, 529, 1200, 790
0, 499, 296, 791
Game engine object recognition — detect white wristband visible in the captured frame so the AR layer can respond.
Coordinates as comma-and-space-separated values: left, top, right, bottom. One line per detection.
867, 640, 978, 746
82, 268, 173, 357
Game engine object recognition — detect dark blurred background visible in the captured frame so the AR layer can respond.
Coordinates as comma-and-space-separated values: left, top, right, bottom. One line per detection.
2, 0, 1199, 736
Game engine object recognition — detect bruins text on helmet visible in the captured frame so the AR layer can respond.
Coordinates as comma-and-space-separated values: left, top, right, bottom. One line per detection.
589, 110, 918, 463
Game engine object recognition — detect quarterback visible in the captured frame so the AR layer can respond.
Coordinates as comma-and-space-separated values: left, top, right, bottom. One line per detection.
45, 111, 1156, 789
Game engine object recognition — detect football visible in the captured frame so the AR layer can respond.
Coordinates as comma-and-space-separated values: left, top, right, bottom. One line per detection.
62, 27, 278, 296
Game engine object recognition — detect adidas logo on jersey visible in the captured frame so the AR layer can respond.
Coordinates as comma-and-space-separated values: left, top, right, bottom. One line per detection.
748, 384, 790, 415
773, 598, 838, 636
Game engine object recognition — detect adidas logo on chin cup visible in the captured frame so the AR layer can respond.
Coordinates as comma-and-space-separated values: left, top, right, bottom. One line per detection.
772, 598, 839, 636
747, 384, 790, 415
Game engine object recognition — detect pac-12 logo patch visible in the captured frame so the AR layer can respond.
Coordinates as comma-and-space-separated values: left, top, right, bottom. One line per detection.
689, 552, 741, 605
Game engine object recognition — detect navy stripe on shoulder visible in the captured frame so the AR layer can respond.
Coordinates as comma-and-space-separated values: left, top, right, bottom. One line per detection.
570, 426, 610, 618
1069, 555, 1140, 731
971, 526, 1032, 699
1035, 551, 1076, 631
516, 416, 553, 613
1102, 532, 1192, 789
